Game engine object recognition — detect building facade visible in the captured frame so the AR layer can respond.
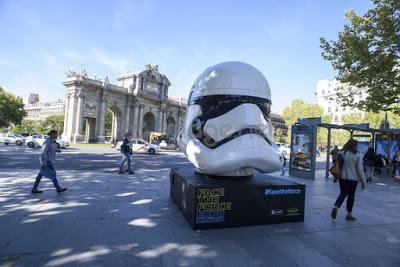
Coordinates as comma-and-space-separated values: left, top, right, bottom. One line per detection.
315, 79, 367, 124
271, 112, 288, 137
24, 94, 64, 121
63, 65, 186, 143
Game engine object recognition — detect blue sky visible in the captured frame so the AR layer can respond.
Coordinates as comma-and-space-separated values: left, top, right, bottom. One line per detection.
0, 0, 373, 112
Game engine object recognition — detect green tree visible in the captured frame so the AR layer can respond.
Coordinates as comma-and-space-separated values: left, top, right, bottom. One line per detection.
274, 128, 285, 143
320, 0, 400, 114
0, 86, 26, 128
282, 100, 331, 145
41, 115, 64, 135
12, 119, 39, 135
105, 109, 113, 136
342, 111, 400, 129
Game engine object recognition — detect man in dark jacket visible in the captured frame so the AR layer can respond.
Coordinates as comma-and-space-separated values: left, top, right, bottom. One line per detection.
119, 133, 134, 174
31, 130, 67, 193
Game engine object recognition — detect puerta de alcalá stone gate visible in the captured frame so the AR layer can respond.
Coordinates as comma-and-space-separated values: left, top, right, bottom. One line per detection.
62, 64, 186, 143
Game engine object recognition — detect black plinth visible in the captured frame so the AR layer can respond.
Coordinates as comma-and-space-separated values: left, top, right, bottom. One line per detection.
170, 168, 305, 230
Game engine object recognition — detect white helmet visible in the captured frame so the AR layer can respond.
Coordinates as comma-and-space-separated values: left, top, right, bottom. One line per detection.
178, 61, 283, 176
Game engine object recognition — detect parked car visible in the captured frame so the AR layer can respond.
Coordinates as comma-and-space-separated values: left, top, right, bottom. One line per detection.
279, 144, 291, 156
56, 139, 70, 149
117, 138, 161, 154
26, 134, 69, 149
104, 136, 112, 143
26, 135, 45, 148
0, 132, 25, 146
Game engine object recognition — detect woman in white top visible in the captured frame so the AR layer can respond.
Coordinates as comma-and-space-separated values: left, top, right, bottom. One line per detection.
331, 139, 366, 221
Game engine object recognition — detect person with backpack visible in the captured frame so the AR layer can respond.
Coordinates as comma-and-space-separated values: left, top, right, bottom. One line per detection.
363, 147, 377, 183
119, 133, 134, 175
331, 139, 365, 221
281, 152, 287, 175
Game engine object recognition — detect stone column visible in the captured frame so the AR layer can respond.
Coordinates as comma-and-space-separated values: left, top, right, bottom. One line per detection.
97, 98, 106, 142
73, 93, 84, 143
125, 105, 131, 135
162, 111, 167, 133
135, 76, 141, 93
62, 94, 70, 139
137, 105, 143, 139
157, 110, 163, 132
132, 106, 139, 137
176, 111, 182, 136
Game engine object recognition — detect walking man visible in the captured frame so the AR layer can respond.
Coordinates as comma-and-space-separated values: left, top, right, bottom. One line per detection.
31, 130, 67, 193
119, 133, 134, 174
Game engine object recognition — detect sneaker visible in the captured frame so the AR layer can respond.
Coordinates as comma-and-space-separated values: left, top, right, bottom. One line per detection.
31, 189, 43, 194
57, 188, 67, 193
331, 207, 337, 219
346, 215, 357, 221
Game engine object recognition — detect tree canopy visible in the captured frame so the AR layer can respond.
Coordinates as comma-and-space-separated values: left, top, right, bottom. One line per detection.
320, 0, 400, 114
282, 99, 331, 145
341, 110, 400, 129
0, 86, 26, 129
12, 115, 64, 135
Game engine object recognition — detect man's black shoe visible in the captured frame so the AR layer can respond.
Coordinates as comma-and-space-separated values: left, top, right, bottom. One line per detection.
118, 171, 124, 174
128, 171, 135, 174
57, 188, 67, 193
31, 189, 43, 194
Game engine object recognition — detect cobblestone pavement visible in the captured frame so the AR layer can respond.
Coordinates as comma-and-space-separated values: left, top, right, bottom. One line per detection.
0, 165, 400, 266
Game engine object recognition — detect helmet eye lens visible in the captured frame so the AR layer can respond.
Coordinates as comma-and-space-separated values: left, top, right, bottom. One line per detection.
189, 95, 271, 121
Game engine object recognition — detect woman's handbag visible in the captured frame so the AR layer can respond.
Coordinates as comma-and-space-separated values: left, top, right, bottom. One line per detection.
329, 162, 341, 182
329, 152, 344, 182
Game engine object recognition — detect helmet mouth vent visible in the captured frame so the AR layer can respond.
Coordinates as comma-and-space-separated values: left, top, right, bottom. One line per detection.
192, 124, 272, 149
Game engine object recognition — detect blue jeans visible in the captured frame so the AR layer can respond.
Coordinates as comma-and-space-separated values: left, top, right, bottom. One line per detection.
119, 153, 132, 172
33, 161, 61, 190
335, 179, 358, 213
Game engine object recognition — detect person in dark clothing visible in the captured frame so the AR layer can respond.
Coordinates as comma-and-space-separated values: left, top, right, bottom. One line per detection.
31, 130, 67, 193
119, 133, 134, 174
363, 147, 377, 183
281, 153, 287, 175
331, 139, 365, 221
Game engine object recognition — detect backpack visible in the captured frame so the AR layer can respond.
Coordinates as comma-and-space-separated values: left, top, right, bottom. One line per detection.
374, 155, 386, 167
120, 139, 130, 154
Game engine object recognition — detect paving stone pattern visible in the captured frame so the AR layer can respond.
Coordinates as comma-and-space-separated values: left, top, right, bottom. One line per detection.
0, 168, 399, 267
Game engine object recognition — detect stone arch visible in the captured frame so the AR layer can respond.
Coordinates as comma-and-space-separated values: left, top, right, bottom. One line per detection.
105, 105, 123, 141
142, 112, 156, 141
166, 116, 176, 136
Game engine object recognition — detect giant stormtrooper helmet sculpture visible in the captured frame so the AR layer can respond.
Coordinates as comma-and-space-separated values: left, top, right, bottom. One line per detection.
179, 61, 283, 176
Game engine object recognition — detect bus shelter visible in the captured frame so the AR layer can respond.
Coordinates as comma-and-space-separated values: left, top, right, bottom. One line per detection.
290, 118, 400, 179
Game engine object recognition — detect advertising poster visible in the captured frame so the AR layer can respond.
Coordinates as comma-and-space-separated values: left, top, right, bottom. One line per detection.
357, 141, 370, 156
375, 134, 400, 160
290, 134, 312, 171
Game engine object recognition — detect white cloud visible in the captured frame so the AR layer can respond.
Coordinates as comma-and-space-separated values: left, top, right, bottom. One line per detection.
112, 0, 154, 30
90, 48, 129, 73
